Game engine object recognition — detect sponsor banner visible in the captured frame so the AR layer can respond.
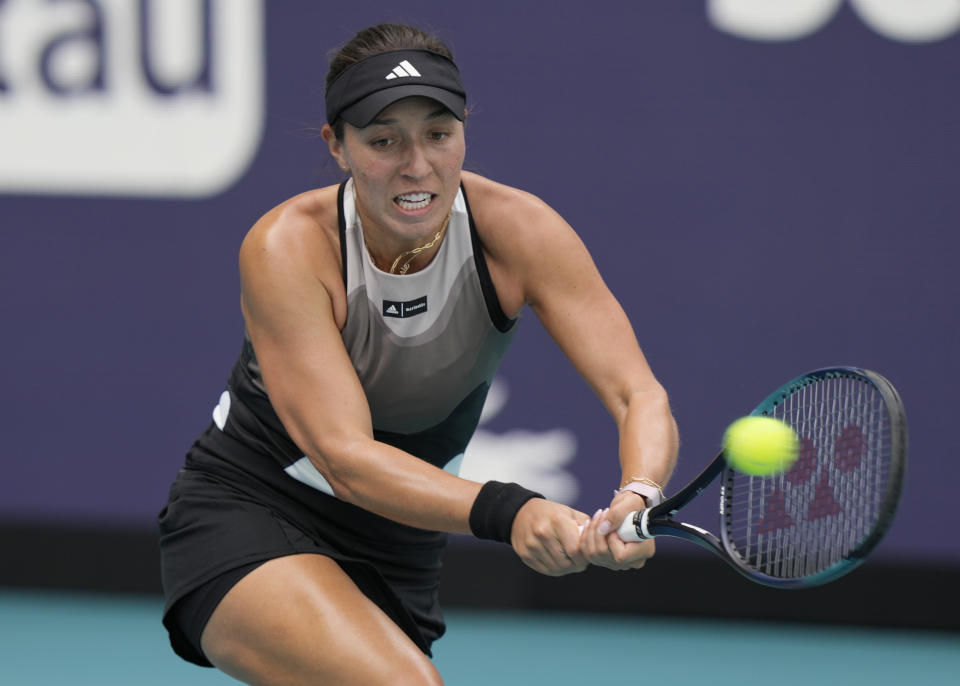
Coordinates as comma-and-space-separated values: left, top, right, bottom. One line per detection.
709, 0, 960, 43
0, 0, 264, 197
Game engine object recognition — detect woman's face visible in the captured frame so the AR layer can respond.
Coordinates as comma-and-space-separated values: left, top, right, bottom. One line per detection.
331, 96, 465, 246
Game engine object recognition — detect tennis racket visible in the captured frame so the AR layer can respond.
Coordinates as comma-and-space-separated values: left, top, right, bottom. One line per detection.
613, 367, 906, 588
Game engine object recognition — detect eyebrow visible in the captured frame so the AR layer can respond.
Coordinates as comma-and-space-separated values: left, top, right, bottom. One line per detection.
369, 107, 453, 127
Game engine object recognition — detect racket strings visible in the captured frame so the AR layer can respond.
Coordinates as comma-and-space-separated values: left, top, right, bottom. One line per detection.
723, 375, 893, 579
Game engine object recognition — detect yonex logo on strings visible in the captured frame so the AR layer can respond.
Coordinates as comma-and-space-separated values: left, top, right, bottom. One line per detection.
385, 60, 422, 80
755, 425, 867, 534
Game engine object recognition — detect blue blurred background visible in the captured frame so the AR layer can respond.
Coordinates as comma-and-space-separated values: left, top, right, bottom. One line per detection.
1, 1, 958, 682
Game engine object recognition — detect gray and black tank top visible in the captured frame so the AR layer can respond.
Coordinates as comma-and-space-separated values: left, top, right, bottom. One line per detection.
212, 179, 517, 498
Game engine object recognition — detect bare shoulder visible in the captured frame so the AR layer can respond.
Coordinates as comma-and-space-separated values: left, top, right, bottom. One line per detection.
241, 185, 340, 264
240, 184, 347, 324
461, 171, 592, 313
460, 172, 560, 243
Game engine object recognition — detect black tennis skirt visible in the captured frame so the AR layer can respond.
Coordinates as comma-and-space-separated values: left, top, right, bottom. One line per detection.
158, 423, 448, 666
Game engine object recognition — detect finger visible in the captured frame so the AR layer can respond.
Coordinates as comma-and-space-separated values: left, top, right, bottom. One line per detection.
582, 509, 617, 562
533, 546, 578, 576
537, 525, 584, 574
576, 507, 602, 536
578, 509, 600, 556
518, 541, 558, 576
597, 513, 615, 537
605, 536, 655, 569
599, 493, 646, 538
521, 522, 584, 575
557, 519, 588, 571
572, 509, 591, 529
577, 508, 602, 539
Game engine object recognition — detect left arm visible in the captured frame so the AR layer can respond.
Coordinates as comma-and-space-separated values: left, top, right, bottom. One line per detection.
522, 209, 678, 569
525, 215, 677, 505
469, 176, 678, 569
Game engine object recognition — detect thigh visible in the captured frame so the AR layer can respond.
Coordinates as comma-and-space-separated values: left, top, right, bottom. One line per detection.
201, 553, 443, 686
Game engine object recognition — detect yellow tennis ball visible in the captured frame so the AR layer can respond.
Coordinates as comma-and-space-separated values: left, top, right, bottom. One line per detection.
723, 416, 800, 476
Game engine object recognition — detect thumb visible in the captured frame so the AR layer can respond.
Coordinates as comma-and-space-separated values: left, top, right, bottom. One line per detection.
598, 502, 645, 538
597, 508, 614, 536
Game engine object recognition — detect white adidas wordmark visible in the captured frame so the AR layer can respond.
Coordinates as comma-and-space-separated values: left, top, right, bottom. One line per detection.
385, 60, 422, 80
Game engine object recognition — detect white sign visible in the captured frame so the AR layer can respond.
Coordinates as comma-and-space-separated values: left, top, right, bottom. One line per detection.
0, 0, 265, 197
708, 0, 960, 43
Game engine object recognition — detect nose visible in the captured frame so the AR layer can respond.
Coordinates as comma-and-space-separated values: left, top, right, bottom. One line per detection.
400, 140, 431, 179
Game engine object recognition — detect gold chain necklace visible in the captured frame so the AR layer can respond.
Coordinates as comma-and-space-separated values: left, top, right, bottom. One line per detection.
389, 211, 451, 275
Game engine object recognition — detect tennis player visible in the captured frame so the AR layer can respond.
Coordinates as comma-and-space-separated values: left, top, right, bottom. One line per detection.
158, 23, 678, 685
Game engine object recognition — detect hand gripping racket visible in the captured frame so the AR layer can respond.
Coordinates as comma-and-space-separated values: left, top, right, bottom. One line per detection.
615, 367, 906, 588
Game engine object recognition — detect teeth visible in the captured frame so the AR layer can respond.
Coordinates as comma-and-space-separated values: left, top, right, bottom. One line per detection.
395, 193, 432, 210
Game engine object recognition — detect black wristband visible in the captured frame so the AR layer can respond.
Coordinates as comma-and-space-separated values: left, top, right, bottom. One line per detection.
469, 481, 544, 543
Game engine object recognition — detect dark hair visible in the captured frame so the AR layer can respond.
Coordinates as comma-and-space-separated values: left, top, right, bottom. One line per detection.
326, 24, 455, 139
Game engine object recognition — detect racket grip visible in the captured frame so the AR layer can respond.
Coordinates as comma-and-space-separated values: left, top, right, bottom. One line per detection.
577, 511, 647, 540
617, 510, 645, 542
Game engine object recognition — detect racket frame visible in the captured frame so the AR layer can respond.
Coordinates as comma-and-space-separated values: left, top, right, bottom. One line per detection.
622, 366, 907, 588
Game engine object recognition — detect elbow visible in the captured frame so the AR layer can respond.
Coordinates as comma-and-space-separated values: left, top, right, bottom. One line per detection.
294, 430, 371, 505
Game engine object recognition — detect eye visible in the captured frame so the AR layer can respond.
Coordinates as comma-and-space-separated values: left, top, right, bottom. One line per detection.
427, 130, 449, 142
368, 137, 394, 149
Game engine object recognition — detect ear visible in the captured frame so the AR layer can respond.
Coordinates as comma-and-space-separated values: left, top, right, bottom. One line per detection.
321, 124, 350, 172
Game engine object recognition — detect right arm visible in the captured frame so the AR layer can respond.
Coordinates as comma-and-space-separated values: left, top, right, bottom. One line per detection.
239, 198, 479, 532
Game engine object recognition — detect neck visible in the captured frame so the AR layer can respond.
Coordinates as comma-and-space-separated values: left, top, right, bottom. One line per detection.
354, 194, 452, 275
387, 211, 451, 275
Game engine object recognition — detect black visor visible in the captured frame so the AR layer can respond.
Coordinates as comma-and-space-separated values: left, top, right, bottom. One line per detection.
325, 49, 466, 128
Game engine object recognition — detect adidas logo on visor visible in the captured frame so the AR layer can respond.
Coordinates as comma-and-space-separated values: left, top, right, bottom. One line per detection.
385, 60, 422, 80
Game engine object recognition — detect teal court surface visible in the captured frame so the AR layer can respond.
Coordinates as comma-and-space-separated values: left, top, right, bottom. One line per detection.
2, 590, 957, 685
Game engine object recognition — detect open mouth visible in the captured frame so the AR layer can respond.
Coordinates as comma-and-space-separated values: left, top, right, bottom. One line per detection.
394, 192, 434, 212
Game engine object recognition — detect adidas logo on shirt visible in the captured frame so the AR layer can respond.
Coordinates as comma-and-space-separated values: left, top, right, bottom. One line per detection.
385, 60, 422, 80
383, 296, 428, 318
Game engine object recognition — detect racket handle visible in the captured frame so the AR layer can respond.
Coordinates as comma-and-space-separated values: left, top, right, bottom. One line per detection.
577, 510, 648, 541
617, 510, 645, 542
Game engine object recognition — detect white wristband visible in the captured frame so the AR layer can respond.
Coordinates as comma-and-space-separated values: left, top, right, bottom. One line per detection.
616, 481, 663, 507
